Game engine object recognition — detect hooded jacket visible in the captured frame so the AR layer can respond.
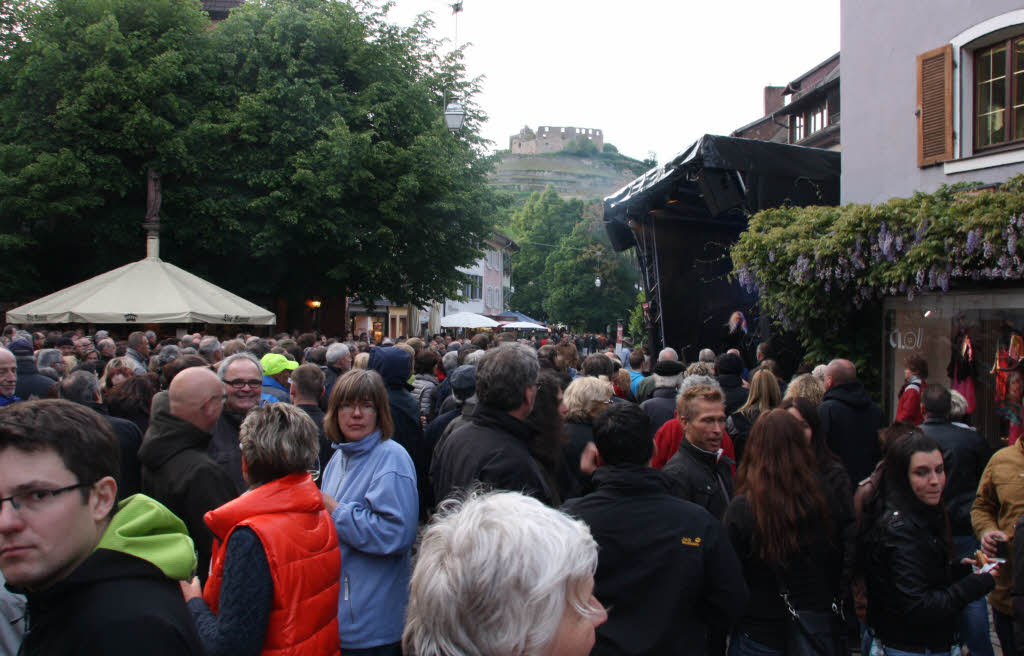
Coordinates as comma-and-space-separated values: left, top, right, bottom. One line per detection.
369, 346, 429, 518
139, 409, 239, 583
563, 466, 748, 655
819, 381, 884, 485
16, 494, 204, 655
321, 430, 418, 650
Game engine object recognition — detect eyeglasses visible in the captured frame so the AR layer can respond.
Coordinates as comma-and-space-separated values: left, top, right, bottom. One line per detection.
0, 482, 93, 513
338, 402, 377, 415
225, 379, 262, 390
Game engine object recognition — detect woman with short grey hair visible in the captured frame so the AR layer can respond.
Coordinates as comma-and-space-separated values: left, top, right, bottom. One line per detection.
403, 491, 606, 656
181, 403, 341, 655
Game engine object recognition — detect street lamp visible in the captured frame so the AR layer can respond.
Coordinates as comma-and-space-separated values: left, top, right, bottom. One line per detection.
444, 101, 466, 132
594, 275, 601, 288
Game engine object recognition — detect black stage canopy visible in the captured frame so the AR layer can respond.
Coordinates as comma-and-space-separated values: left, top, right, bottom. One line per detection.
603, 134, 840, 365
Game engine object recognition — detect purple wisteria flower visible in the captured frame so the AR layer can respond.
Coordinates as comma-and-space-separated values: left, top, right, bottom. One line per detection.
966, 229, 980, 254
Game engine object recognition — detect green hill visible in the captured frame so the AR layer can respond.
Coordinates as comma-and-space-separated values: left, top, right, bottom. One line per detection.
489, 151, 650, 203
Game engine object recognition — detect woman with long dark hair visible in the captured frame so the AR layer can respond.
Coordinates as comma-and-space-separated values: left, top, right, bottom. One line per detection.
526, 369, 573, 504
860, 430, 995, 656
724, 409, 843, 656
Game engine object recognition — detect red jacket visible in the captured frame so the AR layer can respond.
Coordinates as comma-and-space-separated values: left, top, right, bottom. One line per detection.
651, 412, 736, 473
895, 377, 925, 425
204, 473, 340, 656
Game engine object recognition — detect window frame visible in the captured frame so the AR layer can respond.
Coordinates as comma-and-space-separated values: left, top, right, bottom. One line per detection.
973, 35, 1024, 152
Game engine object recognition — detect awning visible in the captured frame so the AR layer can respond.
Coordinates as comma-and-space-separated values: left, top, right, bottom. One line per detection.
439, 312, 500, 329
7, 256, 276, 325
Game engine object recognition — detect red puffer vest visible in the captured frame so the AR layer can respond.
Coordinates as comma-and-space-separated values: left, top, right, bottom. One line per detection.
204, 472, 341, 656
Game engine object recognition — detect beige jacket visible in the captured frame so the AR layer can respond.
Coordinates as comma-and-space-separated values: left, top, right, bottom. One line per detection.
971, 439, 1024, 614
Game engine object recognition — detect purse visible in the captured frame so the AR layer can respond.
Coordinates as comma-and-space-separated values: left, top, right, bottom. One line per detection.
775, 570, 846, 656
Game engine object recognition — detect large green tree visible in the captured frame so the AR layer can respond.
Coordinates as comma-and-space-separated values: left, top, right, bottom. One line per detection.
0, 0, 501, 306
506, 186, 581, 321
542, 214, 637, 332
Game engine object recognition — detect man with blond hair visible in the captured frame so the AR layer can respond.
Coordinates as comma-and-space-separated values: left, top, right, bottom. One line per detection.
662, 384, 732, 519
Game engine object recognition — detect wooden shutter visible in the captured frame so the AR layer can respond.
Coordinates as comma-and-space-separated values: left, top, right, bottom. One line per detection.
917, 44, 954, 167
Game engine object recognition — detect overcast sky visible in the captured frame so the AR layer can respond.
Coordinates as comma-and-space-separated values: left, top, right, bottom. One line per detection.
384, 0, 840, 162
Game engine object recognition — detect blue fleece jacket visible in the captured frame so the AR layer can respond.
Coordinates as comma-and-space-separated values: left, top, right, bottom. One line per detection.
321, 430, 418, 649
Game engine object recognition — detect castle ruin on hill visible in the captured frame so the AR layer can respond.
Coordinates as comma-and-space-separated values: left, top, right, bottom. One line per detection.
509, 125, 604, 154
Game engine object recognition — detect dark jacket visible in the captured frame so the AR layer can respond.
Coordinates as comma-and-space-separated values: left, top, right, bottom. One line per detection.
17, 548, 204, 655
641, 388, 678, 440
14, 355, 56, 400
819, 381, 884, 485
716, 373, 748, 416
139, 410, 239, 583
411, 373, 439, 423
862, 501, 994, 651
919, 417, 991, 536
431, 405, 554, 506
210, 411, 247, 494
724, 493, 844, 649
563, 466, 748, 655
662, 439, 734, 519
297, 402, 331, 484
85, 402, 143, 500
724, 409, 759, 463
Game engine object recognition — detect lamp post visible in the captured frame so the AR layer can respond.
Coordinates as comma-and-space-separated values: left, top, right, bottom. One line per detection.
444, 101, 466, 132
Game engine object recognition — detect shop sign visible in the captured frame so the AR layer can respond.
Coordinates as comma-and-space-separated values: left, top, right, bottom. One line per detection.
889, 327, 923, 350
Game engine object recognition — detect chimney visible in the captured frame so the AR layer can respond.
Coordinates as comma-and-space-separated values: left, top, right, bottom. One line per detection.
763, 86, 786, 115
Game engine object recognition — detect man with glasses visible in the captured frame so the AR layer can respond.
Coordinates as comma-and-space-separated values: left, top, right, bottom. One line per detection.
0, 399, 204, 654
210, 352, 264, 492
139, 367, 237, 585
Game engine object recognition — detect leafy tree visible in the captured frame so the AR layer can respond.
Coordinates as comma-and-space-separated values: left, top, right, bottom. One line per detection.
506, 186, 582, 320
602, 142, 618, 154
541, 211, 637, 332
0, 0, 502, 307
0, 0, 212, 297
562, 135, 599, 157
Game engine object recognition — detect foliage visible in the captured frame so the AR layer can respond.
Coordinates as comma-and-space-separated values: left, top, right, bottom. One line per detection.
0, 0, 502, 307
561, 135, 599, 157
602, 142, 618, 154
730, 176, 1024, 378
627, 288, 647, 347
505, 185, 636, 331
541, 213, 637, 333
506, 186, 582, 321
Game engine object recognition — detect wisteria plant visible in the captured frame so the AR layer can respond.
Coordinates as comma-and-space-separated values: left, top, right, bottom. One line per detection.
730, 175, 1024, 378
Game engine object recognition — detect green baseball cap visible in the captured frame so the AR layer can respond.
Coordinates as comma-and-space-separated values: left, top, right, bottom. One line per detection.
261, 353, 299, 376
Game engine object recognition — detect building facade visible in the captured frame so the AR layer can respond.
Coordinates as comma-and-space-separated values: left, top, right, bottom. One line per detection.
842, 2, 1024, 204
732, 54, 840, 150
442, 232, 517, 319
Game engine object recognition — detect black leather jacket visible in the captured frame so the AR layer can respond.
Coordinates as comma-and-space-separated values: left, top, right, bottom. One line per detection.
919, 418, 991, 536
862, 503, 994, 651
662, 439, 734, 519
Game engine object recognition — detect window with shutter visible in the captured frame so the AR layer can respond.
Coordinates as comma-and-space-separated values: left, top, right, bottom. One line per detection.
917, 44, 954, 167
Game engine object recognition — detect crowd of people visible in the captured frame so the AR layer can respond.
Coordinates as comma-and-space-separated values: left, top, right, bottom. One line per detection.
0, 322, 1017, 656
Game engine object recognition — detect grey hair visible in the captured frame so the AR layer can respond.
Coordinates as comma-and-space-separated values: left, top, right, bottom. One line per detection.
811, 364, 827, 381
403, 491, 601, 656
564, 376, 613, 423
198, 337, 221, 360
238, 403, 319, 486
441, 350, 459, 374
60, 370, 101, 404
657, 347, 678, 361
97, 338, 115, 351
326, 343, 351, 365
463, 349, 485, 366
678, 374, 721, 397
217, 352, 263, 380
475, 343, 539, 411
698, 348, 716, 363
36, 348, 63, 369
156, 345, 181, 366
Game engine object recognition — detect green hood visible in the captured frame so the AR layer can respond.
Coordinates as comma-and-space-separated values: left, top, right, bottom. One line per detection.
95, 494, 196, 581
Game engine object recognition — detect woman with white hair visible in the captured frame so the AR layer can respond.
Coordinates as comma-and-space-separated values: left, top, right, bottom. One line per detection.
403, 491, 607, 656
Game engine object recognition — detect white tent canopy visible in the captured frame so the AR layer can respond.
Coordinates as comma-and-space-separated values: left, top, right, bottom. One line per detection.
501, 321, 548, 330
439, 311, 499, 329
6, 256, 276, 325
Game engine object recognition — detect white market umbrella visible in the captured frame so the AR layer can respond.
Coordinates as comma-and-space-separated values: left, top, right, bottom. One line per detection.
502, 321, 548, 330
439, 311, 500, 329
6, 255, 276, 325
427, 302, 442, 335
